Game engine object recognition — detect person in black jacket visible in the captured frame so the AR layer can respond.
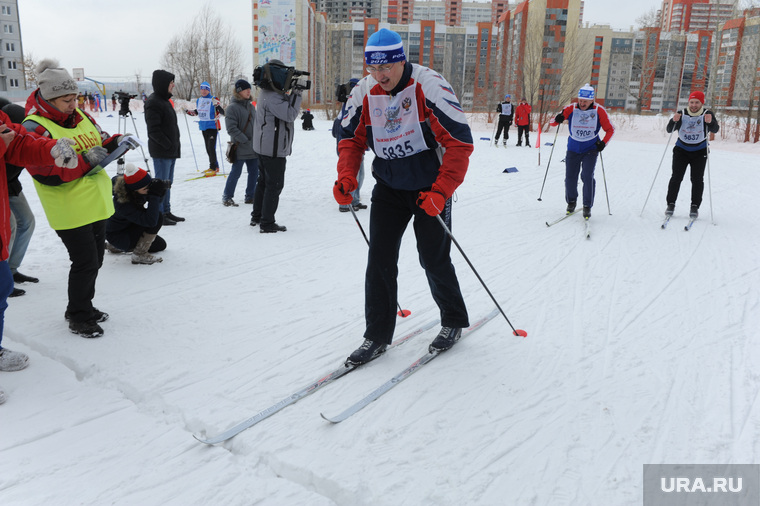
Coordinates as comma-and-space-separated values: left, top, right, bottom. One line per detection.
494, 94, 514, 146
0, 102, 38, 297
301, 109, 314, 130
144, 69, 183, 226
106, 164, 166, 265
664, 90, 720, 219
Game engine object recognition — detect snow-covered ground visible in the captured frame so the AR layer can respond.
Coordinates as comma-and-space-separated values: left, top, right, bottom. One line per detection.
1, 106, 758, 505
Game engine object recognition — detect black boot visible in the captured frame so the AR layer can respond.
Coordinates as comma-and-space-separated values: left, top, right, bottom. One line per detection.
166, 212, 185, 222
689, 205, 698, 219
347, 339, 388, 365
583, 206, 591, 219
69, 319, 104, 338
566, 201, 576, 214
665, 203, 675, 217
259, 223, 287, 233
429, 327, 462, 352
163, 214, 177, 226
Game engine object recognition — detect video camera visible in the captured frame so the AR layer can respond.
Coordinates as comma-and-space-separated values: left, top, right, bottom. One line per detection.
253, 60, 311, 95
116, 91, 137, 116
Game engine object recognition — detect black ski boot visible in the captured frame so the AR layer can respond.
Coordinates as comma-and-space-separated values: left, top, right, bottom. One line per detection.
665, 203, 675, 217
429, 327, 463, 352
69, 320, 104, 338
583, 206, 591, 219
347, 339, 388, 365
566, 201, 576, 214
260, 223, 287, 233
689, 205, 698, 219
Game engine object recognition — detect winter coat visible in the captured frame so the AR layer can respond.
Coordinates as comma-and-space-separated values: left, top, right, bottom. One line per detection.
145, 70, 181, 159
667, 107, 719, 152
252, 87, 302, 158
0, 109, 65, 260
301, 110, 314, 129
496, 101, 514, 123
337, 62, 473, 199
515, 103, 532, 127
557, 102, 615, 154
105, 175, 162, 250
224, 92, 258, 160
22, 90, 116, 230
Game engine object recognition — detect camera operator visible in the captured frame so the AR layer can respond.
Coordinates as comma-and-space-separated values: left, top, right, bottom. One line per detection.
116, 91, 136, 117
250, 59, 305, 233
106, 163, 167, 265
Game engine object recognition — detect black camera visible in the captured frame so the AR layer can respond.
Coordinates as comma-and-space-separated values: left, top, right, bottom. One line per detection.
253, 60, 310, 95
147, 178, 171, 197
116, 91, 137, 116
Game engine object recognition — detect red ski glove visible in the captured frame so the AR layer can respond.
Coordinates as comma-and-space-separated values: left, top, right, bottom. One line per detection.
417, 191, 446, 216
333, 177, 357, 205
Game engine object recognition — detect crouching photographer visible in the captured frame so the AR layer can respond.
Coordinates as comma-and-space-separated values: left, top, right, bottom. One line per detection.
249, 59, 308, 233
106, 164, 167, 264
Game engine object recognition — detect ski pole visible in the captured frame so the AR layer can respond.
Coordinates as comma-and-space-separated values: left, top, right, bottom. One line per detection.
599, 152, 611, 215
348, 206, 411, 318
640, 130, 674, 216
537, 124, 560, 201
491, 116, 498, 145
216, 129, 226, 174
434, 214, 527, 337
706, 138, 714, 224
182, 112, 200, 172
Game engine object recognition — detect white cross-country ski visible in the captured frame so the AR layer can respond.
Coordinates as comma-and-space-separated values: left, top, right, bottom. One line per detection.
194, 319, 439, 444
546, 209, 580, 227
584, 217, 591, 239
320, 309, 500, 424
661, 215, 672, 229
684, 218, 697, 231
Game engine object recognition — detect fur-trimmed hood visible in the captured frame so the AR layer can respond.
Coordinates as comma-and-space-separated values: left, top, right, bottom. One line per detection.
112, 175, 146, 205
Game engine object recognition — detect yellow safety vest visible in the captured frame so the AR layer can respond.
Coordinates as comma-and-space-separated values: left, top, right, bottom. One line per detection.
26, 110, 114, 230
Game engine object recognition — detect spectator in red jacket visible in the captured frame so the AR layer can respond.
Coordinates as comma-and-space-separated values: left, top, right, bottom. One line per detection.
0, 107, 85, 404
515, 97, 532, 147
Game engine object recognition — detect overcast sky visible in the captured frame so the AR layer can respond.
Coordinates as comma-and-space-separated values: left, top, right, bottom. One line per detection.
19, 0, 664, 81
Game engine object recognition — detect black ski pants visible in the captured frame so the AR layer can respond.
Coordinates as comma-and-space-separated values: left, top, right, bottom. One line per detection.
667, 146, 707, 208
202, 128, 219, 170
55, 220, 106, 323
364, 182, 469, 345
251, 155, 286, 227
517, 125, 530, 145
495, 117, 512, 141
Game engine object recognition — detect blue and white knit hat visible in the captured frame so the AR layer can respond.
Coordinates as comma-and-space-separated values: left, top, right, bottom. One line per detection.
578, 83, 595, 100
365, 29, 406, 65
200, 81, 211, 91
505, 94, 511, 100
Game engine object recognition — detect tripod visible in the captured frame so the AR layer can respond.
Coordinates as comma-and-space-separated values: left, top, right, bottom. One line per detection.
117, 102, 151, 173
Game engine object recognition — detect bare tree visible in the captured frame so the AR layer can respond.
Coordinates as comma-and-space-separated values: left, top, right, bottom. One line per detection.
160, 4, 243, 105
23, 52, 38, 89
636, 7, 660, 29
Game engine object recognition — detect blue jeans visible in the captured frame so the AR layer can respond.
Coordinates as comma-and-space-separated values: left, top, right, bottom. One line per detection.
0, 261, 14, 348
152, 158, 176, 213
223, 158, 258, 201
8, 191, 36, 274
564, 149, 598, 208
339, 160, 365, 209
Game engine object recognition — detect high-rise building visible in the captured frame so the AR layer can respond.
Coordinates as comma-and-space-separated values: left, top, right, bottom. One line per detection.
661, 0, 737, 32
0, 0, 24, 92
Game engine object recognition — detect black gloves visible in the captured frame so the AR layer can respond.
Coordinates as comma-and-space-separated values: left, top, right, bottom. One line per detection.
554, 113, 564, 124
595, 140, 606, 152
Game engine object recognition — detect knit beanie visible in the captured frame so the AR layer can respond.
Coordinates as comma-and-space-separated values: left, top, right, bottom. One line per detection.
578, 83, 595, 100
200, 81, 211, 91
124, 163, 152, 190
365, 29, 406, 65
36, 59, 78, 101
235, 79, 251, 92
688, 91, 705, 104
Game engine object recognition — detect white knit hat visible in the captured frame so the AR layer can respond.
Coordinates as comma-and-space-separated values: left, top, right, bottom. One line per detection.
578, 83, 595, 100
36, 59, 78, 101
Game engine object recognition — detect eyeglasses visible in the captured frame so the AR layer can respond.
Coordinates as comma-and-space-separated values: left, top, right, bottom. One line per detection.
366, 63, 396, 75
